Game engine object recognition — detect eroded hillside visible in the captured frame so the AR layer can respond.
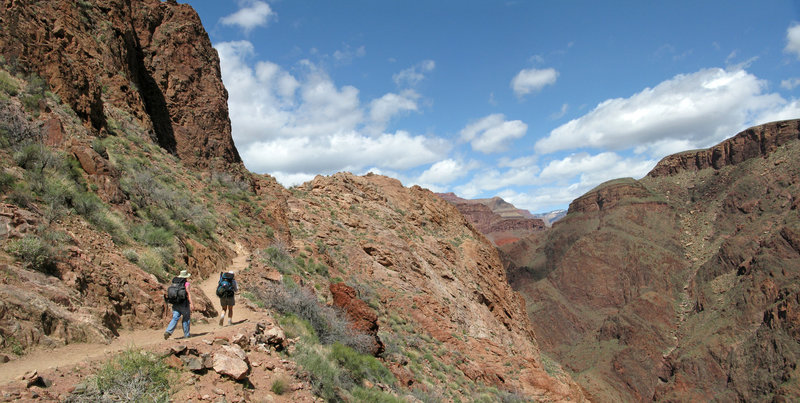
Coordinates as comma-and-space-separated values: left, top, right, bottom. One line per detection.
0, 0, 585, 401
505, 119, 800, 402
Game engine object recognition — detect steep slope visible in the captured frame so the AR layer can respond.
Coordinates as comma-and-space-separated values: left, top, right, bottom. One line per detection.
281, 174, 584, 400
0, 0, 241, 169
506, 119, 800, 401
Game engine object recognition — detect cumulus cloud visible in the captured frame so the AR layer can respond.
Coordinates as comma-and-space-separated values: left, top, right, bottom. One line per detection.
416, 159, 469, 186
455, 152, 656, 212
534, 68, 786, 156
393, 60, 436, 88
220, 0, 275, 32
786, 24, 800, 59
460, 114, 528, 153
216, 40, 449, 187
368, 90, 420, 134
511, 68, 558, 97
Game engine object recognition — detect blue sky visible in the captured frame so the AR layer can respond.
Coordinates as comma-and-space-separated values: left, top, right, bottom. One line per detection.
185, 0, 800, 213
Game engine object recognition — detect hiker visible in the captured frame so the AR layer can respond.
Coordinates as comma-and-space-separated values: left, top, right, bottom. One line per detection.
164, 269, 194, 339
217, 271, 238, 326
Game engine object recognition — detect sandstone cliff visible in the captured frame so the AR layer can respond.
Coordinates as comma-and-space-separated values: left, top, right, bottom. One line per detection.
0, 0, 241, 170
505, 119, 800, 401
438, 192, 547, 246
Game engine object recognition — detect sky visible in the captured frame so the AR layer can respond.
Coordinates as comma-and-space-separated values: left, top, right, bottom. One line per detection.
184, 0, 800, 214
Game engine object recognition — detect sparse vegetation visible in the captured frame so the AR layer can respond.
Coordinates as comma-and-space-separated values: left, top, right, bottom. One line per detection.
66, 349, 174, 403
5, 234, 60, 274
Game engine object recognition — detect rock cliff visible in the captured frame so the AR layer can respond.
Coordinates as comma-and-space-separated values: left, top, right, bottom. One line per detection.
505, 119, 800, 401
437, 192, 547, 246
0, 0, 241, 169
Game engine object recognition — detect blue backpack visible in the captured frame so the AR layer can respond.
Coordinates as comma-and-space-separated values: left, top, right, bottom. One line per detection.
216, 272, 235, 297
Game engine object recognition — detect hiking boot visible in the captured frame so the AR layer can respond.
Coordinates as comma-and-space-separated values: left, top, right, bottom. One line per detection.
228, 319, 233, 326
219, 316, 224, 326
163, 332, 170, 340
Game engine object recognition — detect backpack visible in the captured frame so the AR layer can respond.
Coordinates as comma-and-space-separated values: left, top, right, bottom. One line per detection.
216, 272, 235, 297
165, 277, 187, 304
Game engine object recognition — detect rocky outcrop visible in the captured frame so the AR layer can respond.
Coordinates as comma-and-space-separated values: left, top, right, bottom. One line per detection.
329, 282, 384, 356
648, 119, 800, 177
0, 0, 241, 170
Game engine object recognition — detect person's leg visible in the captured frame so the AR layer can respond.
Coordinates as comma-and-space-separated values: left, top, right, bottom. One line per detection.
227, 305, 234, 324
164, 309, 180, 339
219, 303, 227, 325
181, 307, 191, 337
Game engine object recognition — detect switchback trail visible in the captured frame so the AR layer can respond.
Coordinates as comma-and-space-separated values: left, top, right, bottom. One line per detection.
0, 241, 259, 385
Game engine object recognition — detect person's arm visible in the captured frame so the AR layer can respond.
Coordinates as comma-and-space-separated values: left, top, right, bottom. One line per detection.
186, 282, 194, 310
234, 280, 239, 293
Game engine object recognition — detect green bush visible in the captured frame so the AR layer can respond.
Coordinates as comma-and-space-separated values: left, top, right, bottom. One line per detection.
68, 349, 174, 402
0, 171, 15, 194
133, 223, 174, 248
137, 249, 168, 282
329, 342, 396, 387
270, 377, 289, 395
350, 386, 405, 403
6, 234, 59, 274
0, 70, 17, 96
295, 345, 340, 402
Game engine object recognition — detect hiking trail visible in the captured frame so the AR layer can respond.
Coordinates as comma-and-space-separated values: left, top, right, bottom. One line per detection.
0, 241, 259, 385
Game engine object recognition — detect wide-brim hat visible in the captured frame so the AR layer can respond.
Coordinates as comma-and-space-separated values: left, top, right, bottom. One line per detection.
177, 270, 191, 278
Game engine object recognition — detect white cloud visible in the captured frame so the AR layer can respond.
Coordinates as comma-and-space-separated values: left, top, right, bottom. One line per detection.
393, 60, 436, 88
535, 68, 786, 157
416, 159, 468, 185
781, 78, 800, 90
454, 152, 656, 212
368, 90, 420, 133
460, 114, 528, 153
785, 24, 800, 59
511, 68, 558, 97
755, 99, 800, 124
216, 40, 449, 186
220, 0, 275, 32
551, 103, 568, 119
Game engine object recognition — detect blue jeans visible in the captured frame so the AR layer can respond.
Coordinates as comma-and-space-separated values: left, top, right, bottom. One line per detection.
165, 305, 191, 337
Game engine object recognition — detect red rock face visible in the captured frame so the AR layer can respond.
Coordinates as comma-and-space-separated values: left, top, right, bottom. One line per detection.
648, 119, 800, 177
0, 0, 241, 170
328, 282, 384, 356
506, 120, 800, 402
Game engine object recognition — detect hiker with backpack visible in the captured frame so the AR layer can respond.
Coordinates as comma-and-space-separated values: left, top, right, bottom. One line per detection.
163, 269, 194, 339
216, 271, 238, 326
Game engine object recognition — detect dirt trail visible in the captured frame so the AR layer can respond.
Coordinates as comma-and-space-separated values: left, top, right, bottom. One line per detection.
0, 241, 259, 385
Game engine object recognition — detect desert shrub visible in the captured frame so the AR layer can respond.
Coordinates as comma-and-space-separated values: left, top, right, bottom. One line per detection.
329, 342, 395, 388
67, 349, 174, 403
263, 243, 295, 274
123, 249, 139, 263
249, 282, 373, 353
137, 249, 168, 282
295, 345, 341, 402
5, 234, 59, 274
0, 171, 15, 194
270, 377, 289, 395
350, 386, 405, 403
132, 223, 173, 248
0, 70, 17, 96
